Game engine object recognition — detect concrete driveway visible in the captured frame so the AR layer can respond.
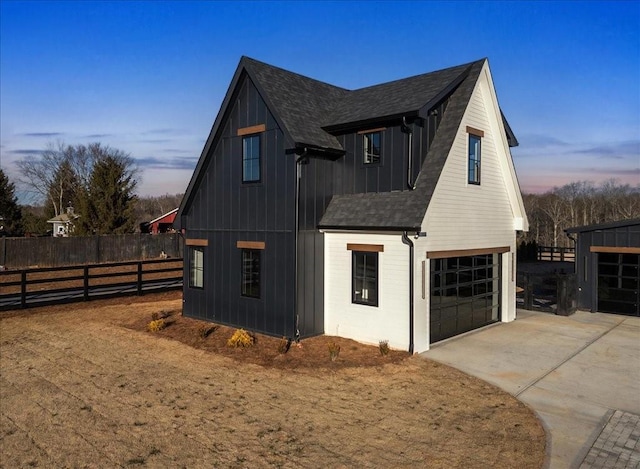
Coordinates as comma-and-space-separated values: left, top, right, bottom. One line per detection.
423, 310, 640, 468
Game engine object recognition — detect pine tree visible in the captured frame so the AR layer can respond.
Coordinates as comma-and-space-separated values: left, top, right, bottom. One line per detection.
0, 169, 23, 236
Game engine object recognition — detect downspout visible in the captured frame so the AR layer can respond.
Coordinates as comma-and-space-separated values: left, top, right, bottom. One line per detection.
294, 148, 308, 342
401, 117, 415, 190
402, 231, 415, 354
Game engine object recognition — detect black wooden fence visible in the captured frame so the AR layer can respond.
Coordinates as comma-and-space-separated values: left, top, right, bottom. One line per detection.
0, 258, 183, 311
0, 233, 182, 270
537, 246, 576, 262
517, 272, 577, 315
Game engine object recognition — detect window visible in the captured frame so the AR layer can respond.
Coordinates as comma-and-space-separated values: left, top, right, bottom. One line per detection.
363, 131, 381, 165
352, 251, 378, 306
189, 247, 204, 288
242, 134, 261, 182
241, 249, 261, 298
468, 133, 481, 184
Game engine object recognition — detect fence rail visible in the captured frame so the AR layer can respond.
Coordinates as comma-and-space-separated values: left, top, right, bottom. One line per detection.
0, 233, 183, 270
537, 246, 575, 262
0, 258, 183, 311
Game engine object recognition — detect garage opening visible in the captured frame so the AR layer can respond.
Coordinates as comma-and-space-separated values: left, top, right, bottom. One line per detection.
597, 253, 639, 316
430, 253, 501, 343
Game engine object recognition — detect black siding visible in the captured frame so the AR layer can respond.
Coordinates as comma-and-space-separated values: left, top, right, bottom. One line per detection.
183, 75, 297, 337
574, 223, 640, 312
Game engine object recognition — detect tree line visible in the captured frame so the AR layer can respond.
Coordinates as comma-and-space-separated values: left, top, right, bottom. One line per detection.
520, 180, 640, 248
1, 142, 184, 237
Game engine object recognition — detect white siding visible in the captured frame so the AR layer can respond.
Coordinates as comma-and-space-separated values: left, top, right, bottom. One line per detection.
324, 232, 411, 351
422, 65, 518, 328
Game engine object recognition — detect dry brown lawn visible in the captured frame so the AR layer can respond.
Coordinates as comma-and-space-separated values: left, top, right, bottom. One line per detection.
0, 292, 545, 468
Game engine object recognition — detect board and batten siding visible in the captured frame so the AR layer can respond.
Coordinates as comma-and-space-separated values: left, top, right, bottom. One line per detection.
182, 75, 298, 338
423, 69, 519, 324
324, 232, 411, 351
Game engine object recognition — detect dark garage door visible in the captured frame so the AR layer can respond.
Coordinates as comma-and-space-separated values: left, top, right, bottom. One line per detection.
598, 253, 640, 316
430, 253, 501, 343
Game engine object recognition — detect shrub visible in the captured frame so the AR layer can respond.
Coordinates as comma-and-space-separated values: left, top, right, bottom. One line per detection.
277, 337, 291, 354
227, 329, 255, 348
327, 342, 341, 362
379, 340, 390, 356
147, 319, 166, 332
198, 324, 217, 339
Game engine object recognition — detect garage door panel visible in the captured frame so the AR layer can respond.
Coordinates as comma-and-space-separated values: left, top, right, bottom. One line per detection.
430, 253, 502, 343
597, 253, 639, 316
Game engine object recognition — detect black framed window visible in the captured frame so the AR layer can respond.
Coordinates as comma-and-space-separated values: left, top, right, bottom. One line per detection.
242, 134, 261, 182
363, 131, 381, 165
352, 251, 378, 306
468, 134, 481, 184
241, 249, 261, 298
189, 247, 204, 289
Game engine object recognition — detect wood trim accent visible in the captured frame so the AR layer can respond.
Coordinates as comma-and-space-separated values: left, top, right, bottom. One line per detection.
237, 124, 266, 136
357, 127, 387, 135
590, 246, 640, 254
347, 243, 384, 253
466, 126, 485, 138
427, 246, 510, 259
237, 241, 266, 250
185, 238, 208, 247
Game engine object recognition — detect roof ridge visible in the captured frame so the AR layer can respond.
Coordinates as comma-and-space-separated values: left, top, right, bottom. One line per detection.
349, 58, 484, 93
241, 56, 349, 93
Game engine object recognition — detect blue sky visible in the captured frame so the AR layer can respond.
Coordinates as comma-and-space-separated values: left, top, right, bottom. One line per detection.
1, 0, 638, 201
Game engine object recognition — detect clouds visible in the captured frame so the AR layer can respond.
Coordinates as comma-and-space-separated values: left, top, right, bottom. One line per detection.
134, 156, 198, 170
19, 132, 64, 137
573, 141, 640, 159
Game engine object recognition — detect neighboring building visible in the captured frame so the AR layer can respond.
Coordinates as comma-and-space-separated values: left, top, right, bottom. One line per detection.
47, 206, 79, 237
175, 56, 528, 353
141, 208, 178, 234
566, 219, 640, 316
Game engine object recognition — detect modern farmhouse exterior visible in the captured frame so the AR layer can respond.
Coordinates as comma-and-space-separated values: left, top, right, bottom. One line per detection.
176, 56, 528, 353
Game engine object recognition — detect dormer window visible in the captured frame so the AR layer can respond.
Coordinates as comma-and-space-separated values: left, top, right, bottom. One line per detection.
363, 131, 381, 165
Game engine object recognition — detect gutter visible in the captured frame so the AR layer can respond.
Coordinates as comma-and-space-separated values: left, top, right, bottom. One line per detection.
401, 116, 416, 190
401, 231, 415, 354
294, 148, 309, 342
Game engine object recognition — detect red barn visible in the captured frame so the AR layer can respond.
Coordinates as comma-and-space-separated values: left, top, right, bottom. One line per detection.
146, 208, 178, 234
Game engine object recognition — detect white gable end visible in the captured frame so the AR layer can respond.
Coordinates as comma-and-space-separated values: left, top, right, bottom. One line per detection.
423, 63, 526, 248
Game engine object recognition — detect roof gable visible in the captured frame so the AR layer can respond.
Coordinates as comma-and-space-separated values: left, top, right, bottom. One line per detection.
177, 56, 519, 230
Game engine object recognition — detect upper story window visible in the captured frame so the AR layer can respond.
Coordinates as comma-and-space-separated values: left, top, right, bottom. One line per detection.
363, 131, 381, 165
466, 126, 484, 185
242, 134, 261, 183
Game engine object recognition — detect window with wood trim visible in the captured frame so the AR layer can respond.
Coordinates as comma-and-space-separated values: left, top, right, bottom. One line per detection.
242, 134, 261, 183
363, 131, 381, 165
468, 133, 481, 185
352, 251, 378, 306
189, 247, 204, 289
241, 249, 261, 298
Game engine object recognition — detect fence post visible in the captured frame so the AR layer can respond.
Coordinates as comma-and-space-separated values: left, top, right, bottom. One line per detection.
84, 266, 90, 301
21, 271, 27, 308
137, 261, 143, 296
524, 273, 533, 310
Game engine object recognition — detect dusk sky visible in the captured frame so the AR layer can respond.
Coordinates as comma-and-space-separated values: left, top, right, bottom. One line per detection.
1, 1, 638, 202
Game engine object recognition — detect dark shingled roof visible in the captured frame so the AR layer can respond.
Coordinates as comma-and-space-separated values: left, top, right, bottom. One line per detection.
324, 62, 473, 129
318, 60, 485, 231
565, 218, 640, 233
178, 56, 510, 231
244, 57, 348, 151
